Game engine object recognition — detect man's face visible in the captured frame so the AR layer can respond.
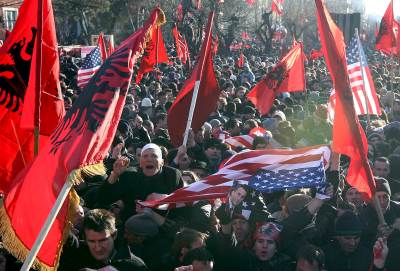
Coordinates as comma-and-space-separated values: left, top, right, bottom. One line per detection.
140, 148, 163, 176
192, 260, 213, 271
345, 188, 363, 208
204, 146, 221, 161
336, 235, 360, 254
232, 218, 250, 242
229, 187, 247, 206
157, 116, 167, 129
85, 229, 115, 262
236, 89, 246, 98
296, 258, 320, 271
253, 234, 277, 261
243, 113, 255, 121
369, 136, 382, 147
373, 160, 390, 178
376, 191, 390, 214
195, 129, 205, 144
135, 116, 143, 129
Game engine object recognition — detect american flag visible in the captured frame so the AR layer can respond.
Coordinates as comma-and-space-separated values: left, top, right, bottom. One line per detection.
328, 35, 381, 119
77, 46, 102, 89
248, 164, 325, 192
139, 145, 331, 209
224, 127, 271, 150
172, 25, 190, 65
271, 0, 284, 15
224, 134, 255, 150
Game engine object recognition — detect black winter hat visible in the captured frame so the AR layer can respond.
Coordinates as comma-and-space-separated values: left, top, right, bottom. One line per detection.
334, 211, 362, 236
375, 177, 391, 196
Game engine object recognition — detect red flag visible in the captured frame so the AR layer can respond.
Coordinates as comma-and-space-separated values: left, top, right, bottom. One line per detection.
0, 7, 166, 271
376, 0, 400, 56
5, 29, 11, 40
195, 0, 202, 9
173, 25, 190, 64
272, 0, 284, 15
0, 0, 64, 193
246, 0, 255, 5
310, 48, 324, 60
168, 12, 220, 147
98, 32, 108, 60
136, 26, 169, 83
237, 51, 245, 68
315, 0, 375, 198
241, 31, 250, 40
107, 37, 114, 56
247, 42, 305, 115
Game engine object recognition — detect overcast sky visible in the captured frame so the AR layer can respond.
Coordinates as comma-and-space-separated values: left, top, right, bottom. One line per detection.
364, 0, 399, 18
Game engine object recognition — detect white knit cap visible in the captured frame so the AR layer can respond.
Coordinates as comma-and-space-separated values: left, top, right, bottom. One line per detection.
141, 143, 162, 158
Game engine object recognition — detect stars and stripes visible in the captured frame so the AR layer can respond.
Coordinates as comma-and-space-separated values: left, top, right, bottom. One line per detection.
328, 35, 381, 119
224, 134, 256, 150
224, 127, 271, 151
248, 163, 325, 193
77, 46, 102, 89
346, 36, 381, 115
172, 25, 190, 65
139, 145, 331, 209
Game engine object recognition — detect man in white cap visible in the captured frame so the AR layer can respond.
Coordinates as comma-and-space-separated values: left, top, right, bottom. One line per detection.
96, 143, 184, 220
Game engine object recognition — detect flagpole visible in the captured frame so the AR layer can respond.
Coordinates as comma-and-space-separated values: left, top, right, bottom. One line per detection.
20, 177, 74, 271
182, 11, 215, 147
355, 29, 370, 129
34, 0, 43, 156
354, 30, 386, 225
156, 26, 159, 70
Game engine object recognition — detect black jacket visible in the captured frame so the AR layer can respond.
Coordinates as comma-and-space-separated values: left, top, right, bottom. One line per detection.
59, 234, 148, 271
96, 166, 184, 220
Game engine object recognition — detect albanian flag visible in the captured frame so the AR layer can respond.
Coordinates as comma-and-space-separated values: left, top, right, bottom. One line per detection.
315, 0, 375, 198
247, 42, 305, 116
168, 11, 220, 147
376, 0, 400, 57
0, 0, 64, 194
135, 26, 169, 83
0, 7, 166, 271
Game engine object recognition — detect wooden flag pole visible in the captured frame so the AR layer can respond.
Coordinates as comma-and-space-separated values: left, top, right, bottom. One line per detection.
355, 29, 371, 129
354, 29, 385, 225
20, 176, 74, 271
33, 0, 43, 156
182, 11, 215, 147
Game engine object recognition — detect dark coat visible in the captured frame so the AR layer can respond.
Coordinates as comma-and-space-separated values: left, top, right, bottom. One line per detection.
323, 240, 372, 271
95, 166, 184, 220
59, 234, 148, 271
237, 251, 293, 271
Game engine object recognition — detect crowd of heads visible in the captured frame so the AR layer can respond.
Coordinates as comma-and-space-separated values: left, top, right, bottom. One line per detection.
1, 33, 400, 271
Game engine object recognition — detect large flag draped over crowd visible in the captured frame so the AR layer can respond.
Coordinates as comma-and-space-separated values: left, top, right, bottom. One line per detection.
0, 6, 166, 271
139, 145, 331, 209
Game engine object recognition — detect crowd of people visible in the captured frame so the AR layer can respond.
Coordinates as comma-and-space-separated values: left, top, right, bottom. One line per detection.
2, 35, 400, 271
